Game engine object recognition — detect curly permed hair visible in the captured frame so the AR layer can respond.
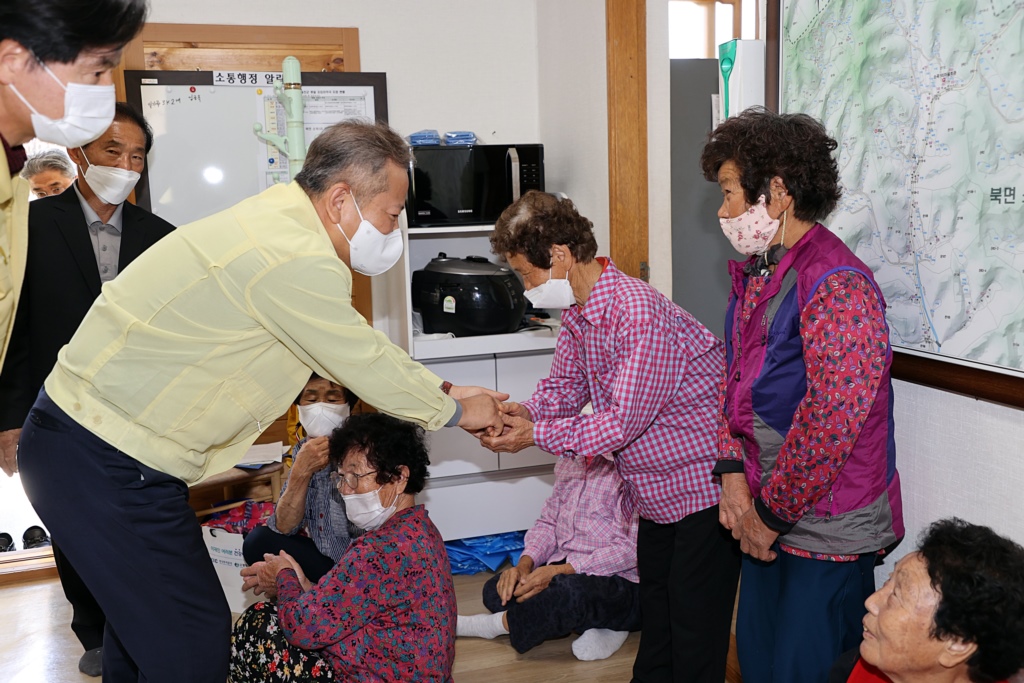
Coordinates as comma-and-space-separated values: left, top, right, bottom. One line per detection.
918, 518, 1024, 683
699, 107, 842, 223
328, 413, 430, 494
490, 191, 598, 268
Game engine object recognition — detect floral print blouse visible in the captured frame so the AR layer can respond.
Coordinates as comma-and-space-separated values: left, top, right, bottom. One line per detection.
275, 505, 456, 682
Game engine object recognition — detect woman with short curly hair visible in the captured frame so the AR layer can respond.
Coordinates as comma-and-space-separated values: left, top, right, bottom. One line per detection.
700, 108, 904, 683
832, 517, 1024, 683
482, 190, 741, 681
230, 413, 456, 682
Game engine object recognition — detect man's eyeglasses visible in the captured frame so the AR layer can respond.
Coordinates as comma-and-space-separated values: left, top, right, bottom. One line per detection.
330, 470, 378, 491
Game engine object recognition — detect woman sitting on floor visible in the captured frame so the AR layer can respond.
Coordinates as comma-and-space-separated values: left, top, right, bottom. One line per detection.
230, 413, 456, 682
457, 450, 641, 661
243, 372, 359, 583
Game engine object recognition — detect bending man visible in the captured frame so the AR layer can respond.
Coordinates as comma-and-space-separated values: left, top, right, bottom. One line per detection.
18, 120, 504, 683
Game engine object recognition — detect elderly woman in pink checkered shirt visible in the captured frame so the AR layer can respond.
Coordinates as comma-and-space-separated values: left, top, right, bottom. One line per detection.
456, 451, 640, 660
479, 191, 741, 682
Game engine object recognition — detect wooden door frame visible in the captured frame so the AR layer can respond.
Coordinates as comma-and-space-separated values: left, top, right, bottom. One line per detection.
114, 24, 360, 101
606, 0, 650, 281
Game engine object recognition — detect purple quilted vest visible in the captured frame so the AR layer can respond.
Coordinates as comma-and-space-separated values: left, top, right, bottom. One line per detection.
723, 225, 904, 554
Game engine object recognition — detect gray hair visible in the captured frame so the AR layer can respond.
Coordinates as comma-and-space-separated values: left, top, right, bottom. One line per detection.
294, 119, 412, 199
21, 150, 76, 180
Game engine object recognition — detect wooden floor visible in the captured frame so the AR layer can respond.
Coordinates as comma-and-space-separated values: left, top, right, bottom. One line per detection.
452, 571, 641, 683
0, 570, 640, 683
1, 568, 743, 682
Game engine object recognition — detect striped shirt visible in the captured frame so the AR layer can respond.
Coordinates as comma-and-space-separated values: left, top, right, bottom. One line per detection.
523, 259, 723, 524
267, 438, 352, 562
524, 454, 639, 581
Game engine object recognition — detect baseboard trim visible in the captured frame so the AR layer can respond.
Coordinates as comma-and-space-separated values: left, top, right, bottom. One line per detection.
0, 547, 57, 585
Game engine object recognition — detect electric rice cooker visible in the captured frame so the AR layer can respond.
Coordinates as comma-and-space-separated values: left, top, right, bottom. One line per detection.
411, 253, 527, 337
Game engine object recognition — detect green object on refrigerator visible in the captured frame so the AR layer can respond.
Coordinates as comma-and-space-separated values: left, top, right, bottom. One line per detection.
719, 40, 737, 120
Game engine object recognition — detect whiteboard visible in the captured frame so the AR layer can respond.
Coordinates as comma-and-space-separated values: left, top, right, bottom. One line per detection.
125, 71, 388, 228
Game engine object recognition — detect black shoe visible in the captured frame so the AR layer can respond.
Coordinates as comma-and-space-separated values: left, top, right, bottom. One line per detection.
79, 647, 102, 677
0, 532, 14, 552
22, 525, 51, 549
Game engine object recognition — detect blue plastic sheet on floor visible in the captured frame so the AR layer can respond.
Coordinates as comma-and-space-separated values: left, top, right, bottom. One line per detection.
445, 531, 525, 574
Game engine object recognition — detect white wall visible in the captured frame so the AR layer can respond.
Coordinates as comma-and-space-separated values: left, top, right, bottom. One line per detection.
647, 0, 673, 297
536, 1, 610, 252
146, 0, 541, 145
147, 0, 614, 254
884, 380, 1024, 573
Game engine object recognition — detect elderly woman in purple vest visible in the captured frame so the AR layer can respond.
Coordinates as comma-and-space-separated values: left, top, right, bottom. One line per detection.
700, 107, 904, 683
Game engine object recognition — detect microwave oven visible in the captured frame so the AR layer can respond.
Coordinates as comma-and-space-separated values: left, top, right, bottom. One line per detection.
405, 144, 544, 228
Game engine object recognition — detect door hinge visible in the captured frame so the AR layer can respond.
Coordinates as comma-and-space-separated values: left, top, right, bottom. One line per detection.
639, 261, 650, 282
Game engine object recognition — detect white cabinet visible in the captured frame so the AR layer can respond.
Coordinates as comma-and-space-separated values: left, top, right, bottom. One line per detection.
371, 218, 559, 540
495, 352, 558, 470
420, 356, 499, 478
420, 472, 557, 542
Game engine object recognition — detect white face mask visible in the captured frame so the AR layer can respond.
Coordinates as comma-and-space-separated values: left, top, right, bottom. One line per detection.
342, 485, 399, 531
9, 60, 115, 149
524, 265, 575, 310
336, 194, 404, 276
80, 149, 140, 206
297, 402, 350, 439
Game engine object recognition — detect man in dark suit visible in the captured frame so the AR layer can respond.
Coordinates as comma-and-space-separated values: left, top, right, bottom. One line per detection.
0, 102, 173, 677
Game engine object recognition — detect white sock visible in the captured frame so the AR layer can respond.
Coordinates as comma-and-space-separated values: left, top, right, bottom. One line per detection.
572, 628, 630, 661
456, 612, 509, 639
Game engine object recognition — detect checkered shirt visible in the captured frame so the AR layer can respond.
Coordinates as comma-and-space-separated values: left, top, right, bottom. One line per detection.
523, 259, 723, 524
267, 438, 352, 562
523, 454, 639, 581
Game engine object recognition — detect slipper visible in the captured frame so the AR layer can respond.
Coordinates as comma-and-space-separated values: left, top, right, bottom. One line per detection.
22, 526, 51, 549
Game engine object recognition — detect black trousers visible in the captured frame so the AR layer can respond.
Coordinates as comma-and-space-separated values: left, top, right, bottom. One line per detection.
631, 504, 741, 683
482, 569, 641, 654
19, 391, 231, 683
52, 542, 106, 651
242, 525, 336, 583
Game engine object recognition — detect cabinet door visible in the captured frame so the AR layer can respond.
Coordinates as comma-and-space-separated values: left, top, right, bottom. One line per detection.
494, 352, 558, 470
421, 357, 500, 477
421, 473, 555, 541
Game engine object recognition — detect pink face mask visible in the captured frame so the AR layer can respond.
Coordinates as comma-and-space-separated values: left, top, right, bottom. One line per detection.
719, 195, 781, 256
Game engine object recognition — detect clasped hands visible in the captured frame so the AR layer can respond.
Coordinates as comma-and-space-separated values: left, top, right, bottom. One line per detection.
240, 550, 312, 599
477, 401, 535, 453
449, 386, 534, 452
495, 557, 574, 606
719, 472, 779, 562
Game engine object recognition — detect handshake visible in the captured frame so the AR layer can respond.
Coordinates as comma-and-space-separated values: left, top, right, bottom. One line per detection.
448, 385, 535, 453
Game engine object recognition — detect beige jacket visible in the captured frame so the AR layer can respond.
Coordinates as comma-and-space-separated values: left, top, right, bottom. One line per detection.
0, 152, 29, 372
47, 182, 455, 484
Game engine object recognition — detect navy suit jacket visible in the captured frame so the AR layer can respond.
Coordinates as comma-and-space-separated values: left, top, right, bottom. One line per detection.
0, 185, 175, 430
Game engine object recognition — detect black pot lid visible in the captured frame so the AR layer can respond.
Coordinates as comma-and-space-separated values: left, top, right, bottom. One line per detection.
422, 253, 513, 277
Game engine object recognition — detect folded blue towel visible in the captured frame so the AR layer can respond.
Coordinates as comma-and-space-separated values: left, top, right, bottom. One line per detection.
408, 129, 441, 146
444, 130, 477, 146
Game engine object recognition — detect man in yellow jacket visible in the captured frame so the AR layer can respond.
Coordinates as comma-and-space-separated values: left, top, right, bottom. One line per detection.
18, 119, 505, 683
0, 0, 148, 474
